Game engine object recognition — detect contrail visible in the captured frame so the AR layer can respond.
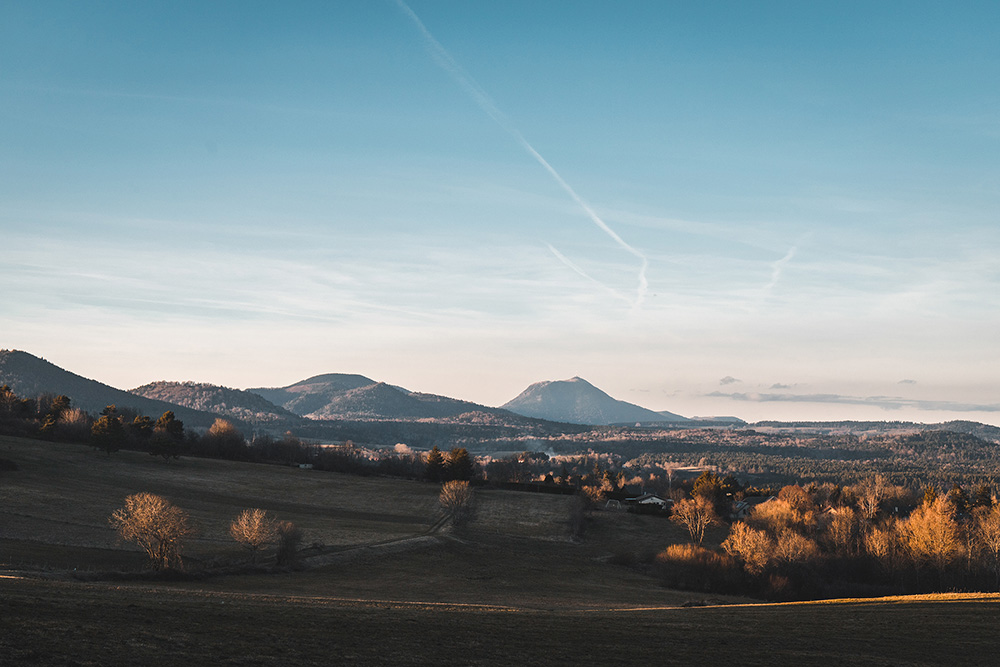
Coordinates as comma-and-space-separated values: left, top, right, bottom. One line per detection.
546, 244, 632, 305
393, 0, 648, 308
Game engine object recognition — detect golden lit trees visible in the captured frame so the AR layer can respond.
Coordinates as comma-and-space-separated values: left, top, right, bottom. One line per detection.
773, 528, 820, 565
722, 521, 773, 575
110, 493, 192, 570
749, 498, 800, 534
230, 508, 276, 562
900, 495, 963, 573
671, 495, 717, 545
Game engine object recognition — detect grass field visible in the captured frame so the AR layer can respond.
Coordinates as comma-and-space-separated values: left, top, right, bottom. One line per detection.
3, 577, 998, 665
3, 435, 1000, 665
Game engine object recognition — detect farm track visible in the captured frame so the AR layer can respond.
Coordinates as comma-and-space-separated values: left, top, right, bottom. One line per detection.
298, 512, 452, 567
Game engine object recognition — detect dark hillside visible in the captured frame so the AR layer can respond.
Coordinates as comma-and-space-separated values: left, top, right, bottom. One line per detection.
0, 350, 223, 429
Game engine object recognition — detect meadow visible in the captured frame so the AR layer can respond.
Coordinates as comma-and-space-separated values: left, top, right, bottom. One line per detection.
2, 435, 999, 665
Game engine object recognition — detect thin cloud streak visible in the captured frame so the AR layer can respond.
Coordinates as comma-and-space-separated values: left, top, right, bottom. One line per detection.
707, 391, 1000, 413
393, 0, 648, 307
546, 244, 632, 305
764, 246, 797, 293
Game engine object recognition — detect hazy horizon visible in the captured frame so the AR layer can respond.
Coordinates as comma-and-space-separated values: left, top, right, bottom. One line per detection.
3, 2, 999, 426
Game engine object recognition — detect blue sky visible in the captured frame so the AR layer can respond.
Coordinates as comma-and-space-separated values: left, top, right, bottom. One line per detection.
2, 1, 999, 424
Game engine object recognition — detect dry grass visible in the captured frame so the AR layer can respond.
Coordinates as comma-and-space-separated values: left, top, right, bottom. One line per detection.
4, 434, 1000, 664
0, 435, 439, 566
2, 577, 999, 666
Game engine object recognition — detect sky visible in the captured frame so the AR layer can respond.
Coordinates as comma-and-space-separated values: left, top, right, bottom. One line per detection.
2, 1, 999, 425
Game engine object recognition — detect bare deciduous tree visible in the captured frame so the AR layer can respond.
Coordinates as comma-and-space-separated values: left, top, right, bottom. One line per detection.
722, 521, 773, 575
110, 493, 192, 570
774, 528, 820, 565
901, 495, 963, 573
750, 498, 801, 534
663, 462, 680, 492
974, 504, 1000, 588
857, 474, 887, 522
230, 508, 276, 562
825, 507, 858, 556
439, 480, 474, 526
671, 495, 717, 545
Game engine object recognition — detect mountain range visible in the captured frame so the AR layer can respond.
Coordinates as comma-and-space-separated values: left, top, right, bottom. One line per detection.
247, 374, 511, 421
0, 349, 690, 429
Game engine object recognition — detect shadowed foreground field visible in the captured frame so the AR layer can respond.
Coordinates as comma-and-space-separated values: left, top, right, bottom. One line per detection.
2, 577, 998, 666
3, 435, 1000, 664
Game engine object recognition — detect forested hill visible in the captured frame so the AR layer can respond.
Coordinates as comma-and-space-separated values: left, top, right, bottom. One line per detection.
129, 381, 301, 427
0, 350, 223, 429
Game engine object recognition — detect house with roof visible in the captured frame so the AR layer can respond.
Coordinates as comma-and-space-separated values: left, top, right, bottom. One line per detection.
625, 492, 673, 514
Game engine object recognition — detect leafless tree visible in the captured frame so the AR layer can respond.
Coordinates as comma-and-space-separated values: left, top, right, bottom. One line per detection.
974, 504, 1000, 588
901, 495, 963, 573
825, 507, 859, 556
110, 493, 192, 570
722, 521, 773, 575
440, 480, 474, 526
750, 498, 801, 534
671, 495, 717, 545
663, 462, 680, 492
230, 508, 276, 562
773, 528, 820, 565
857, 474, 887, 522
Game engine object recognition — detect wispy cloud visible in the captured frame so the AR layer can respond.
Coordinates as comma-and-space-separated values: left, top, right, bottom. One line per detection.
393, 0, 648, 308
719, 376, 740, 385
763, 246, 797, 293
546, 245, 632, 305
707, 391, 1000, 413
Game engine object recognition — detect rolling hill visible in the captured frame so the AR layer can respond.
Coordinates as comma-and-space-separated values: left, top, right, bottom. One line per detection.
129, 381, 301, 427
502, 376, 688, 425
249, 373, 378, 416
249, 374, 512, 421
0, 350, 224, 429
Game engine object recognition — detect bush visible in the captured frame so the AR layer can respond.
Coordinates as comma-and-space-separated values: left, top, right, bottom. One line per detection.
109, 493, 192, 570
275, 520, 303, 567
230, 508, 276, 563
654, 543, 742, 592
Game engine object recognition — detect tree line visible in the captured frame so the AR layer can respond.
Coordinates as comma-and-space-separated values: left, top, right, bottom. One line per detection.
654, 471, 1000, 600
0, 385, 484, 483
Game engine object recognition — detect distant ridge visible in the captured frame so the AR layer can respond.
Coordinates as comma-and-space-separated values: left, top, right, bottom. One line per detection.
0, 350, 224, 429
249, 373, 377, 416
249, 374, 511, 421
502, 377, 688, 426
130, 381, 300, 426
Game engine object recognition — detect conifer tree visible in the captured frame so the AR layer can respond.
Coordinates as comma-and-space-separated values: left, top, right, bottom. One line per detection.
425, 446, 445, 482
